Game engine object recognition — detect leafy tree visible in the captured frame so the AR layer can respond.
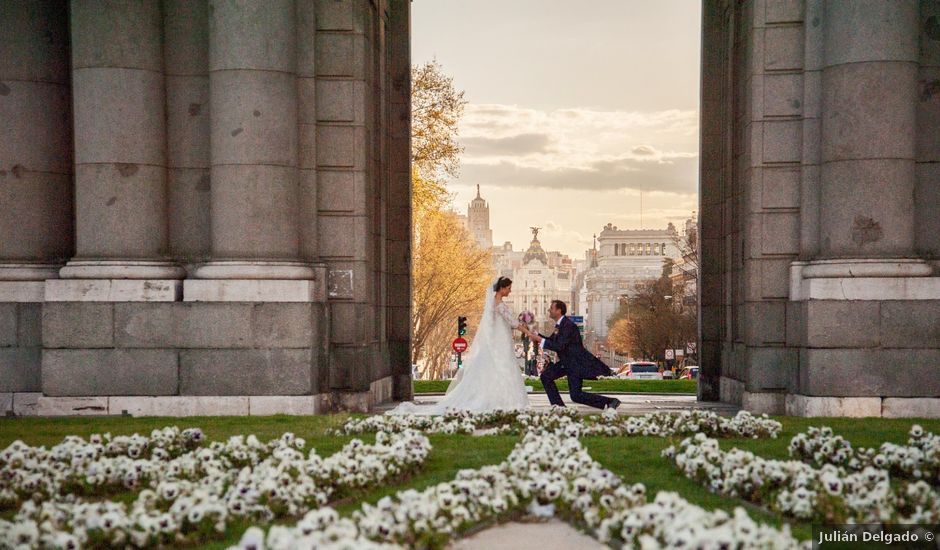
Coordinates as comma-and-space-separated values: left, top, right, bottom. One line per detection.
411, 60, 466, 191
606, 318, 633, 355
607, 259, 696, 361
409, 60, 486, 378
411, 210, 491, 379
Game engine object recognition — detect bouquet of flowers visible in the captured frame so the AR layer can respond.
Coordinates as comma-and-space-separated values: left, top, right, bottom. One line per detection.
517, 310, 534, 324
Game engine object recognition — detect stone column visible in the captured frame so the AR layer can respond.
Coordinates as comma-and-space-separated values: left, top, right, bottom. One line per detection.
0, 0, 72, 397
917, 0, 940, 270
697, 0, 728, 402
810, 0, 930, 277
297, 0, 319, 263
58, 0, 185, 297
0, 0, 72, 289
314, 0, 379, 402
189, 0, 317, 298
164, 0, 211, 268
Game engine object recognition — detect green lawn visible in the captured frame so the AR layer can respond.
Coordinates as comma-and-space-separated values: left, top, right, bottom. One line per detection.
414, 378, 697, 394
2, 414, 938, 547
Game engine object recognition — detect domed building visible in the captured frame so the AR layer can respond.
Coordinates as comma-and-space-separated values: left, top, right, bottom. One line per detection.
509, 228, 573, 334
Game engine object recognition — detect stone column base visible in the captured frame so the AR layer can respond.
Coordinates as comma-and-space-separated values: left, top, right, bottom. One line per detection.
59, 260, 186, 279
4, 377, 396, 416
719, 376, 744, 405
184, 279, 325, 302
0, 281, 46, 302
783, 395, 940, 418
741, 391, 787, 415
45, 279, 182, 301
185, 263, 327, 302
0, 263, 61, 281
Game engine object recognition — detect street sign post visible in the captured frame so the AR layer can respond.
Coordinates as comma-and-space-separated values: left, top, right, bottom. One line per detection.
665, 349, 675, 360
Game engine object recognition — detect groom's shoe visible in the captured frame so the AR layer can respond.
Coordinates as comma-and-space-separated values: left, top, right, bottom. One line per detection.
607, 398, 621, 410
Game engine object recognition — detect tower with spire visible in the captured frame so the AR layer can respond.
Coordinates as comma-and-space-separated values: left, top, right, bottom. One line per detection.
467, 184, 493, 249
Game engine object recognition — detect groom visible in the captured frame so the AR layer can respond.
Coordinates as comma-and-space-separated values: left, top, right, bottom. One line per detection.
520, 300, 621, 410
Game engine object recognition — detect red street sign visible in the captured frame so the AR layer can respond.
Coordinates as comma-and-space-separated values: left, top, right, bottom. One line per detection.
452, 337, 468, 353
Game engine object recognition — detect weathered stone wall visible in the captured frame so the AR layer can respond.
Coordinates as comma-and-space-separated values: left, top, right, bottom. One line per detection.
0, 0, 412, 415
701, 0, 940, 417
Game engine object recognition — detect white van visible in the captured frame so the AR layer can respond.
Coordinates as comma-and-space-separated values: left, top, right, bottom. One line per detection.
618, 361, 661, 380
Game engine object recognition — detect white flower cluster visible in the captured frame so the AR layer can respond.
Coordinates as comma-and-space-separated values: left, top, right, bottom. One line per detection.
0, 429, 430, 549
790, 425, 940, 483
0, 427, 204, 507
333, 408, 782, 439
665, 432, 940, 524
232, 431, 807, 550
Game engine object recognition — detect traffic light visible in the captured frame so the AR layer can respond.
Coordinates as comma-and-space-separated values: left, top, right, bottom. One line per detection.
457, 316, 468, 336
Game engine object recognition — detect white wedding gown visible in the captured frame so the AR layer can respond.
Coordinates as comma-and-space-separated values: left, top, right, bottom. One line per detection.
389, 287, 529, 415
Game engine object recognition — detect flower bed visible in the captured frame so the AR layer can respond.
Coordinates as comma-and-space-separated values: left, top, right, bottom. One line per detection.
333, 408, 782, 440
233, 430, 807, 549
664, 432, 940, 524
789, 425, 940, 484
0, 429, 430, 548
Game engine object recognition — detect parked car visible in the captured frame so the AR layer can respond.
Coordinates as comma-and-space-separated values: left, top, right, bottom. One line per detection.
661, 368, 676, 380
679, 366, 699, 380
618, 361, 661, 380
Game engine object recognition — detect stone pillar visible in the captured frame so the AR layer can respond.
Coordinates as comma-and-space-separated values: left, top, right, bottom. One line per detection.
0, 0, 72, 396
811, 0, 929, 275
386, 0, 413, 401
188, 0, 318, 297
783, 0, 940, 417
798, 0, 823, 261
59, 0, 185, 296
697, 0, 729, 402
297, 0, 319, 263
0, 0, 72, 286
315, 0, 378, 401
164, 0, 211, 268
918, 0, 940, 269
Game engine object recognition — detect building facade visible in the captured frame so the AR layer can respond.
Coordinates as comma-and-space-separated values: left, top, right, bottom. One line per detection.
0, 0, 412, 416
582, 224, 681, 340
507, 229, 574, 334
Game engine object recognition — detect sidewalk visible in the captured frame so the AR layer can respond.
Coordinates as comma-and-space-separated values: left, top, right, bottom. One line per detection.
375, 392, 740, 416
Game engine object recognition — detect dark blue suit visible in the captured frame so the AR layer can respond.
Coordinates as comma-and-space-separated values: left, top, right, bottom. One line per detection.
538, 316, 616, 409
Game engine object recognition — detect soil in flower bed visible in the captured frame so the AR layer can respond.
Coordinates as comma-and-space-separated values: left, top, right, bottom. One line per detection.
414, 378, 698, 395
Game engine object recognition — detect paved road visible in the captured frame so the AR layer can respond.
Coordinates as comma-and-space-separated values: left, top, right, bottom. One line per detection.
375, 391, 740, 416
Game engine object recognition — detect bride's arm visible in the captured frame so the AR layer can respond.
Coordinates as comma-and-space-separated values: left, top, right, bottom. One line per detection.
496, 303, 520, 328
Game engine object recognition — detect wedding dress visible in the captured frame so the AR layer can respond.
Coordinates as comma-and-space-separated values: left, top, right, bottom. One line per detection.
388, 280, 529, 414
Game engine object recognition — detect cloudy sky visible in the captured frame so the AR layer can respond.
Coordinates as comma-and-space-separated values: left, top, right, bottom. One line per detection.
412, 0, 702, 259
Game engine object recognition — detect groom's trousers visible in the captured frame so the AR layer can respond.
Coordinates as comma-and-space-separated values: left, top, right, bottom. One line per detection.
540, 362, 615, 409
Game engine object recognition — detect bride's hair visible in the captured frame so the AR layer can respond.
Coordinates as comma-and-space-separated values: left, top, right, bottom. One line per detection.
493, 276, 512, 292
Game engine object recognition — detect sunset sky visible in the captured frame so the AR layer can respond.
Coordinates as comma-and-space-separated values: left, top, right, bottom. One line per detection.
412, 0, 702, 259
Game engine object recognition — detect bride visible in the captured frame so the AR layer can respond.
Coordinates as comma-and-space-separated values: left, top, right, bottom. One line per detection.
389, 276, 530, 414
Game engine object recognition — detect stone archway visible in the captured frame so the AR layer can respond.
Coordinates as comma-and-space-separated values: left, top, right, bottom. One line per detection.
698, 0, 940, 417
0, 0, 413, 416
